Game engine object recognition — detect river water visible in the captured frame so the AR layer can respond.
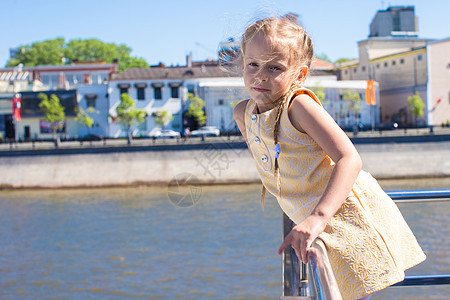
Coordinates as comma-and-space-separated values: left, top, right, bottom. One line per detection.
0, 178, 449, 299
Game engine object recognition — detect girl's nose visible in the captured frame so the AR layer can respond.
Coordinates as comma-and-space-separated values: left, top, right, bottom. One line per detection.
255, 69, 268, 82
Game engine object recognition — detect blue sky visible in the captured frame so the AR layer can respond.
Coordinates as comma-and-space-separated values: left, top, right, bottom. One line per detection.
2, 0, 449, 67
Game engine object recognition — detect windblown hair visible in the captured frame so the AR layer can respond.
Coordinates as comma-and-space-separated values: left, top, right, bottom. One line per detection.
240, 17, 314, 207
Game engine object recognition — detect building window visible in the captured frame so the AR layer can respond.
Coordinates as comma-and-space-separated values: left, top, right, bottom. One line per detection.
40, 120, 65, 134
169, 82, 182, 98
418, 54, 423, 61
171, 86, 179, 98
187, 84, 196, 95
362, 66, 366, 72
118, 84, 130, 95
384, 62, 388, 67
137, 87, 145, 100
218, 99, 224, 105
392, 60, 396, 66
376, 63, 380, 69
83, 74, 92, 84
344, 70, 348, 74
41, 74, 59, 86
154, 87, 162, 100
151, 83, 163, 100
85, 94, 97, 108
400, 58, 405, 64
135, 83, 147, 101
353, 68, 357, 73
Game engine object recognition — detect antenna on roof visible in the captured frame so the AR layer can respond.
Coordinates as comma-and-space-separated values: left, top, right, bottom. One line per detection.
195, 42, 216, 55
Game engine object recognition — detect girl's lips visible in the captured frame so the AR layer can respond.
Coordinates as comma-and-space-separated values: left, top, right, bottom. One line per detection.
253, 87, 269, 92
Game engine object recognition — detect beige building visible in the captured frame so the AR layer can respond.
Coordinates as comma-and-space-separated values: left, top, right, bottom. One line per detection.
335, 5, 450, 127
335, 37, 435, 126
427, 38, 450, 126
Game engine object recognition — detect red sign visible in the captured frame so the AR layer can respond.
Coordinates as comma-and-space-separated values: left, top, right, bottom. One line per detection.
11, 94, 22, 121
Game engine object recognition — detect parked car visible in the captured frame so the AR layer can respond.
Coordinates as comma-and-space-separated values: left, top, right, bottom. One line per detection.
376, 122, 399, 131
79, 134, 103, 141
149, 129, 180, 139
190, 126, 220, 137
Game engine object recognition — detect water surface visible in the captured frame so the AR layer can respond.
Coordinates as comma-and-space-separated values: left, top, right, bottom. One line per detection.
0, 178, 449, 299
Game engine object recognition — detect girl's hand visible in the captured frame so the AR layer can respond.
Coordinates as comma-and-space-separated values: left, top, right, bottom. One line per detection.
277, 214, 327, 264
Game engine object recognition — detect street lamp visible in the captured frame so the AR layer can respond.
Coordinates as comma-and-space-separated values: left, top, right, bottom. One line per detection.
365, 46, 376, 132
12, 64, 24, 143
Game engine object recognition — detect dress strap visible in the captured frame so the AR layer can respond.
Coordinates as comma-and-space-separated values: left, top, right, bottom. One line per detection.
288, 87, 323, 108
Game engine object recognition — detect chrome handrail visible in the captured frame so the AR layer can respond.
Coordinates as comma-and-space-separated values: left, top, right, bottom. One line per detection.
281, 214, 342, 300
388, 189, 450, 203
393, 274, 450, 286
281, 189, 450, 300
307, 239, 342, 300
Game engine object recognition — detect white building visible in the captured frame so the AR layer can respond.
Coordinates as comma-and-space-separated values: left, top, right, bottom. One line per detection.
77, 84, 110, 137
108, 63, 243, 137
305, 76, 379, 130
109, 59, 379, 137
0, 62, 117, 140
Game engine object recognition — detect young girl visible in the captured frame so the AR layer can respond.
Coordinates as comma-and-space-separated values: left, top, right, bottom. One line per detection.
233, 17, 426, 300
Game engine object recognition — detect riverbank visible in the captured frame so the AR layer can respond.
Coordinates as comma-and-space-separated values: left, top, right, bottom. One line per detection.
1, 132, 449, 188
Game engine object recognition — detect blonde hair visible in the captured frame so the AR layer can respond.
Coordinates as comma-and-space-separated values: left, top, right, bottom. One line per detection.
240, 17, 314, 207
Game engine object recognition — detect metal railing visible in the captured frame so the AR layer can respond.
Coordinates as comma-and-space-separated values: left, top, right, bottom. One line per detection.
281, 189, 450, 300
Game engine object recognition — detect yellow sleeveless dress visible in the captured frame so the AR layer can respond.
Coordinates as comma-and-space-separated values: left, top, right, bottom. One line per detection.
244, 88, 426, 300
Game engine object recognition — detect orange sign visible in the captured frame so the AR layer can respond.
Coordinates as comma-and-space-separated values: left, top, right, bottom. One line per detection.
366, 80, 376, 105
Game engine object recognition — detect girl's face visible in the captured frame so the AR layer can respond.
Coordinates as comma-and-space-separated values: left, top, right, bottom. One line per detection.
242, 33, 300, 112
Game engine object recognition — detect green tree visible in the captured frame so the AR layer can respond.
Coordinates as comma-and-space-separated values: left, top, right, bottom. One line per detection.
407, 92, 425, 127
8, 38, 66, 67
115, 93, 148, 144
186, 93, 206, 127
152, 110, 173, 129
342, 89, 362, 126
229, 100, 239, 109
309, 84, 326, 103
334, 58, 354, 64
315, 53, 332, 63
38, 93, 65, 144
65, 39, 148, 71
7, 38, 149, 71
75, 106, 98, 134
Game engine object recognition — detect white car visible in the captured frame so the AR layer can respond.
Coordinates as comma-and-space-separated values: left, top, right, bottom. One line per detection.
149, 129, 180, 139
190, 126, 220, 137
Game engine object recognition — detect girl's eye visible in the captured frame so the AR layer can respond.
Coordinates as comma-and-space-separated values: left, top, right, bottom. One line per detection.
248, 62, 259, 67
270, 65, 282, 71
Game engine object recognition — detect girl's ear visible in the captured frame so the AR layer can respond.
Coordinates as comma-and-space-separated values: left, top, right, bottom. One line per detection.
297, 66, 309, 82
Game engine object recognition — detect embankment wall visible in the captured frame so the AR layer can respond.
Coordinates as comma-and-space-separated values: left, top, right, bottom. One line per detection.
0, 141, 449, 189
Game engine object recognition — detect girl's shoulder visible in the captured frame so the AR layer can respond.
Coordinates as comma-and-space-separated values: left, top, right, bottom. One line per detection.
287, 89, 329, 135
233, 99, 251, 138
289, 88, 322, 107
233, 99, 251, 121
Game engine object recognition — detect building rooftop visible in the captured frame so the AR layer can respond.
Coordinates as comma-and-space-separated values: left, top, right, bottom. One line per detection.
112, 57, 335, 81
311, 58, 334, 70
111, 65, 238, 81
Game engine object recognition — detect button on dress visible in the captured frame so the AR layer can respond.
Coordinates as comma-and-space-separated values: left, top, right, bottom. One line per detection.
244, 88, 426, 300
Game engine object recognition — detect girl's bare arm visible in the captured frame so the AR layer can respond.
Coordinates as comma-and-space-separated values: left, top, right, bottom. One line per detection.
278, 94, 362, 263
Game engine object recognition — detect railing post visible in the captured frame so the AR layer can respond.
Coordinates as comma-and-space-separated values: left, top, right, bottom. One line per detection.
282, 189, 450, 299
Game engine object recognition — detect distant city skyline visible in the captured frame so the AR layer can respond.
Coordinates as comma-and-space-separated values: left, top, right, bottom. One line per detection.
2, 0, 449, 67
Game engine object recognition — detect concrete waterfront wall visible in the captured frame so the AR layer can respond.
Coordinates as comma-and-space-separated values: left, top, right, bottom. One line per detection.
0, 141, 449, 189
